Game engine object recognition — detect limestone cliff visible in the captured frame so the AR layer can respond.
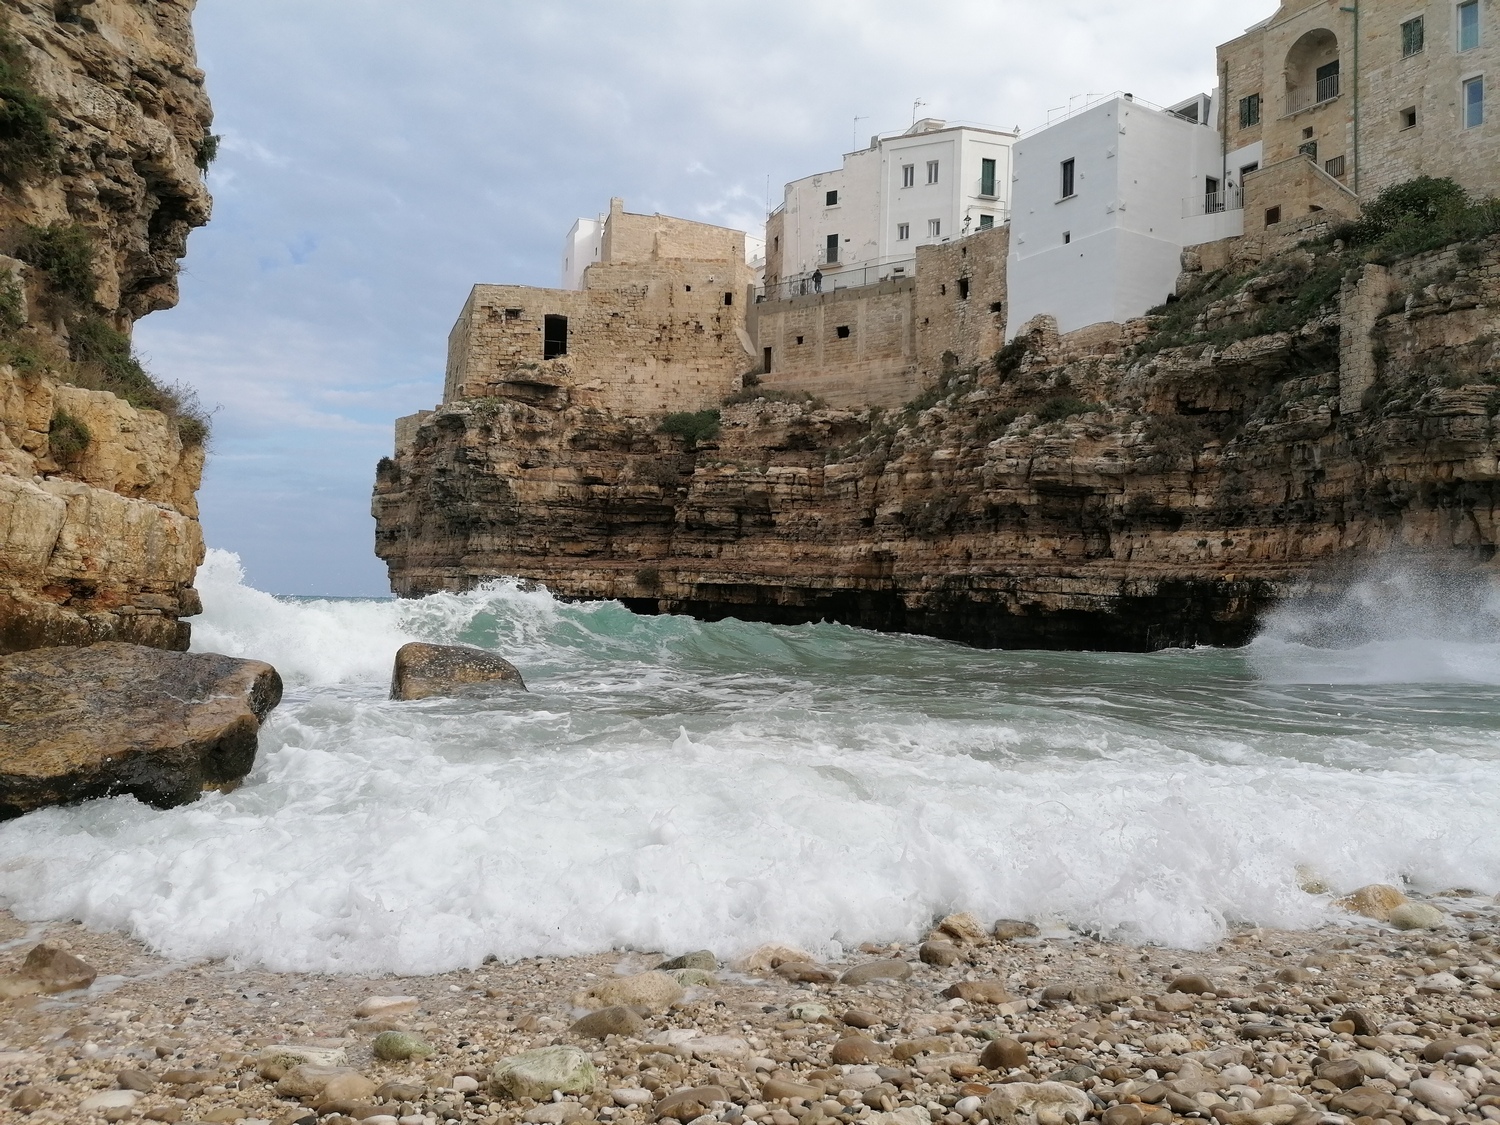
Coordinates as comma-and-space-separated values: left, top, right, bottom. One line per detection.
0, 0, 213, 653
375, 232, 1500, 651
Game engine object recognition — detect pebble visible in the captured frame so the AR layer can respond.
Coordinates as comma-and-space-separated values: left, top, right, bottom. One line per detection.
354, 995, 420, 1019
1168, 973, 1215, 995
936, 913, 989, 945
613, 1087, 655, 1107
992, 919, 1040, 941
831, 1036, 888, 1065
919, 941, 961, 967
940, 979, 1012, 1004
1410, 1078, 1468, 1114
80, 1091, 140, 1111
658, 950, 718, 971
979, 1036, 1028, 1070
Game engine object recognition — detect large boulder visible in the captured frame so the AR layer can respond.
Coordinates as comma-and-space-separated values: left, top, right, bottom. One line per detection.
0, 642, 282, 819
390, 641, 527, 700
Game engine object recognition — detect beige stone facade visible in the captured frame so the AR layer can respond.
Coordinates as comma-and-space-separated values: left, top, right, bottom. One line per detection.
914, 226, 1010, 381
1220, 0, 1499, 234
443, 200, 756, 416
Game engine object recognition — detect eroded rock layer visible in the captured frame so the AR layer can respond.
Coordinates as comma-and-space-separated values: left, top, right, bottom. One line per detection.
375, 237, 1500, 651
0, 0, 214, 652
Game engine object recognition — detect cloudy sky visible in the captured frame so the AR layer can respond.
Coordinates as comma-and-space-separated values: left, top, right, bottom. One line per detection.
136, 0, 1278, 597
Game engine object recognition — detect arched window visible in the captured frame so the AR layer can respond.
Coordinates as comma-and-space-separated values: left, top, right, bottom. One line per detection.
1285, 29, 1340, 114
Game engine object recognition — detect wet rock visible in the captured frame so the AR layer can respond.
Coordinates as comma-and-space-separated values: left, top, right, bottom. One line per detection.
937, 912, 989, 945
1335, 884, 1408, 921
585, 971, 684, 1012
843, 1009, 878, 1029
117, 1069, 156, 1092
570, 1005, 644, 1039
992, 920, 1040, 942
390, 641, 526, 701
0, 942, 98, 998
941, 980, 1014, 1004
763, 1076, 822, 1101
657, 950, 717, 972
778, 961, 839, 983
738, 945, 815, 972
372, 1030, 432, 1060
0, 643, 282, 819
979, 1037, 1028, 1071
669, 967, 718, 988
920, 940, 961, 966
355, 995, 419, 1019
491, 1046, 599, 1099
656, 1085, 728, 1121
1389, 902, 1446, 930
840, 959, 912, 986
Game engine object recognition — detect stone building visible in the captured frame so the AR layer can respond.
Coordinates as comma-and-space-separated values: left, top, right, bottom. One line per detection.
1220, 0, 1498, 236
441, 199, 757, 416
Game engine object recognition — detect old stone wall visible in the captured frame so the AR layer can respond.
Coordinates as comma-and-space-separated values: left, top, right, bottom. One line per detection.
599, 198, 744, 265
915, 226, 1010, 378
1244, 155, 1361, 235
0, 0, 214, 653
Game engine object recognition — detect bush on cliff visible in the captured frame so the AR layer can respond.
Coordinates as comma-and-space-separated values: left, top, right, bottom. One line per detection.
1337, 177, 1500, 262
68, 316, 211, 446
659, 410, 720, 449
17, 223, 96, 308
0, 20, 55, 184
47, 407, 89, 460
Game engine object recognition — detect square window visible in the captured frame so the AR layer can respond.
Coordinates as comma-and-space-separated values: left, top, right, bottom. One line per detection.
1403, 16, 1425, 56
836, 325, 851, 339
1061, 157, 1076, 198
897, 222, 910, 240
504, 308, 522, 320
1460, 1, 1480, 51
826, 189, 839, 206
1401, 105, 1418, 129
796, 335, 804, 345
1265, 206, 1282, 226
1325, 155, 1346, 178
978, 214, 994, 230
927, 160, 940, 184
1299, 139, 1319, 161
1240, 162, 1260, 177
1465, 75, 1485, 127
1239, 93, 1262, 128
902, 164, 915, 188
957, 278, 970, 300
928, 218, 941, 238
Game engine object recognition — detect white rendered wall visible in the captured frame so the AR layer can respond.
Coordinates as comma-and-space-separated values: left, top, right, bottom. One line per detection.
780, 147, 882, 281
562, 217, 603, 291
1008, 97, 1225, 337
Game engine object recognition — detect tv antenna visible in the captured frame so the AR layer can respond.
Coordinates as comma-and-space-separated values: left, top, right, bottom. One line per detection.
911, 98, 927, 125
853, 115, 868, 151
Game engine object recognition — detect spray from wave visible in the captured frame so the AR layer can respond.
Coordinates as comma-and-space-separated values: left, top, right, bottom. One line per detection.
0, 550, 1494, 974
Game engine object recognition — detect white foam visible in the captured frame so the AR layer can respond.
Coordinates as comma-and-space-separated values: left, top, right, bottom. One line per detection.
0, 551, 1495, 974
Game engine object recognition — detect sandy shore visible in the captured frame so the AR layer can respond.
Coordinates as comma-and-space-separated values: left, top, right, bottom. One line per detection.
0, 889, 1496, 1125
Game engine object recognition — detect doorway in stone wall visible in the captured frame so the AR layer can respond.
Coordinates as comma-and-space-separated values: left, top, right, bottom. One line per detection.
544, 315, 568, 359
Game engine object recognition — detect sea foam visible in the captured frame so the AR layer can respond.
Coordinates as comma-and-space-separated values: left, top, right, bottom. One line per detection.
0, 549, 1494, 974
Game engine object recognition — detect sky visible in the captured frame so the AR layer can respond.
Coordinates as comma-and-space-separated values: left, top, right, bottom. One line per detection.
135, 0, 1279, 597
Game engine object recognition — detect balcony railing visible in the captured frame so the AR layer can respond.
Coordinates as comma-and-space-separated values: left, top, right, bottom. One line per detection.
1286, 74, 1341, 116
756, 258, 916, 302
1184, 182, 1244, 218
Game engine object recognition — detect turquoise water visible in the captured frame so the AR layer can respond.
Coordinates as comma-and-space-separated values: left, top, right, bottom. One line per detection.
0, 550, 1494, 974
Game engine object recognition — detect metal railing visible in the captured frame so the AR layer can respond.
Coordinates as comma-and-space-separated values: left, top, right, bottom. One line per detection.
756, 258, 917, 302
1184, 182, 1244, 218
1285, 74, 1341, 116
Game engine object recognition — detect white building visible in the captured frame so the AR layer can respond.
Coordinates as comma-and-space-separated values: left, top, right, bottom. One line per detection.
1006, 93, 1238, 338
770, 119, 1017, 294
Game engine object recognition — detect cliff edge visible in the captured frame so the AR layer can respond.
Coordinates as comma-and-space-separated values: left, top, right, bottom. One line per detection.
0, 0, 213, 653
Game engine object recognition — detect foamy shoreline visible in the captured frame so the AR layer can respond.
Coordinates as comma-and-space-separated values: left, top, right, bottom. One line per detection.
2, 893, 1498, 1125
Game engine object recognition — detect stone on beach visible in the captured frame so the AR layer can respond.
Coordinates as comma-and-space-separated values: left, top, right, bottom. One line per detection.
491, 1046, 598, 1099
0, 943, 97, 998
584, 970, 684, 1012
371, 1030, 432, 1060
840, 959, 912, 985
992, 919, 1040, 941
570, 1005, 644, 1039
935, 912, 989, 945
657, 950, 717, 971
389, 641, 527, 700
0, 642, 282, 818
1335, 883, 1408, 920
941, 979, 1014, 1004
738, 945, 815, 972
355, 995, 419, 1019
1388, 901, 1446, 930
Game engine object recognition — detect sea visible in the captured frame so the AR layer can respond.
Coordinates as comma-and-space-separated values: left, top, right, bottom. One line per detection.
0, 548, 1496, 976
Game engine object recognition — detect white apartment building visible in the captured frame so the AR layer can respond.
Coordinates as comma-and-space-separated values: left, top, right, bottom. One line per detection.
563, 213, 765, 291
1006, 93, 1236, 338
769, 119, 1017, 294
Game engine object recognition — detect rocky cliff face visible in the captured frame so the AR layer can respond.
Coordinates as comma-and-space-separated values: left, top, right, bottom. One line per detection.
0, 0, 213, 653
375, 234, 1500, 651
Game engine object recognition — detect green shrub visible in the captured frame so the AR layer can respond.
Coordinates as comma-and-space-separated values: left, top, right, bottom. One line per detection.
993, 336, 1030, 377
0, 272, 23, 334
0, 23, 54, 183
659, 409, 720, 448
1336, 177, 1500, 263
1035, 396, 1099, 424
67, 315, 211, 445
195, 133, 221, 172
48, 408, 90, 460
17, 223, 96, 307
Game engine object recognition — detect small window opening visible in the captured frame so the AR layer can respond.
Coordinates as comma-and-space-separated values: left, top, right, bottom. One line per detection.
795, 335, 804, 345
1465, 76, 1485, 128
826, 189, 839, 206
1061, 158, 1076, 198
543, 314, 568, 359
685, 284, 692, 292
773, 235, 780, 251
1401, 106, 1418, 129
825, 233, 839, 264
939, 284, 946, 295
928, 218, 941, 238
957, 278, 970, 300
1063, 231, 1072, 244
990, 301, 1004, 314
763, 347, 772, 373
1265, 206, 1282, 226
836, 325, 851, 339
724, 292, 733, 306
1325, 155, 1346, 178
1240, 162, 1260, 177
1299, 139, 1319, 161
505, 308, 522, 320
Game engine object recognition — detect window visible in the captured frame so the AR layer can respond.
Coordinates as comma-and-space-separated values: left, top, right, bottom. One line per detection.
957, 278, 970, 300
1465, 76, 1485, 127
1061, 158, 1076, 198
897, 222, 910, 240
1240, 162, 1260, 177
1460, 1, 1480, 51
990, 301, 1004, 314
825, 233, 839, 264
978, 214, 994, 230
928, 218, 941, 238
826, 190, 839, 206
980, 157, 997, 197
927, 160, 940, 184
795, 336, 804, 345
773, 235, 779, 252
1239, 93, 1262, 128
835, 325, 851, 339
1265, 206, 1282, 225
1063, 231, 1071, 244
723, 292, 734, 306
1325, 155, 1346, 178
1299, 139, 1319, 161
1403, 16, 1425, 56
504, 307, 522, 320
1401, 105, 1419, 128
543, 314, 568, 359
763, 347, 772, 373
902, 164, 915, 188
1316, 60, 1341, 102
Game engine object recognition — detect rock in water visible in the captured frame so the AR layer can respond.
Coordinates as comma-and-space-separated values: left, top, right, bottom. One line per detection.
389, 641, 527, 701
0, 642, 282, 819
